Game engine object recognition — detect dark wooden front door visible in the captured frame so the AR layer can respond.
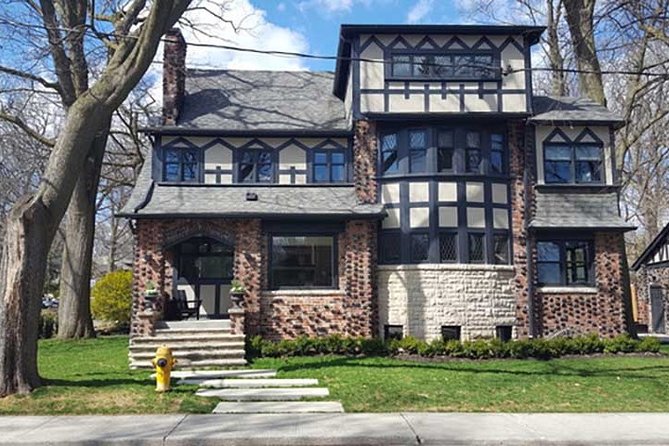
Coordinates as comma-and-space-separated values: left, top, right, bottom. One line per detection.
650, 285, 666, 333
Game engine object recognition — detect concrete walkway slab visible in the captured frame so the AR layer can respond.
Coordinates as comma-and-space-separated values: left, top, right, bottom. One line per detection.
196, 387, 330, 401
157, 369, 276, 380
212, 401, 345, 414
165, 413, 416, 446
198, 378, 319, 388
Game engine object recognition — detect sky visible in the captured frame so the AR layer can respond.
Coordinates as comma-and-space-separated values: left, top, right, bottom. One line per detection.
175, 0, 492, 72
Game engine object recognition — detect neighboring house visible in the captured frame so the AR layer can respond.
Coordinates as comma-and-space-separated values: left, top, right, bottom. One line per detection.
631, 224, 669, 334
119, 24, 636, 346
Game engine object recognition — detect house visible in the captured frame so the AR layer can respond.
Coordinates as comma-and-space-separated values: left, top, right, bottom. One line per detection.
119, 24, 636, 358
631, 224, 669, 334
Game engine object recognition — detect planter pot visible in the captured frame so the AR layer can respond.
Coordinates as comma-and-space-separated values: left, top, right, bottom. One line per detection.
230, 291, 245, 308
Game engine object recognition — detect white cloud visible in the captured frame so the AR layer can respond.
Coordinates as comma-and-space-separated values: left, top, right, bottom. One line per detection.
407, 0, 434, 24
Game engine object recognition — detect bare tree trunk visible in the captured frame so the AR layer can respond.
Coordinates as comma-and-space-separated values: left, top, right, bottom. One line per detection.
57, 120, 110, 339
563, 0, 606, 104
547, 0, 568, 96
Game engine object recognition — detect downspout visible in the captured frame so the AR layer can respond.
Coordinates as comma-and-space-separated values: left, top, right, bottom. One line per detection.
523, 125, 537, 338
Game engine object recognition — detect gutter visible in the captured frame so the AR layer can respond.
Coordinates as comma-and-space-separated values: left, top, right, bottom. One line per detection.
524, 163, 537, 338
138, 127, 353, 137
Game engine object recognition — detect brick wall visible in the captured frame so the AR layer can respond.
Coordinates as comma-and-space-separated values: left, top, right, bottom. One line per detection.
353, 120, 377, 204
634, 265, 669, 333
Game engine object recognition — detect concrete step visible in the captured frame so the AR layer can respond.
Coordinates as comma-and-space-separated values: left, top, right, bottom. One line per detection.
154, 328, 232, 336
131, 334, 244, 343
129, 342, 245, 351
130, 350, 246, 360
131, 358, 247, 369
196, 387, 330, 401
196, 378, 319, 388
156, 320, 230, 330
166, 369, 277, 380
212, 401, 344, 414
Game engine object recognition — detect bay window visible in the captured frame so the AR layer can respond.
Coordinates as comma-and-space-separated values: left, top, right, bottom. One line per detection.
544, 143, 603, 184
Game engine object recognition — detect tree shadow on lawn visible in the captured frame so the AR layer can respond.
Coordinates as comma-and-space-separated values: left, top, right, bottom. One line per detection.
273, 356, 669, 381
41, 377, 188, 390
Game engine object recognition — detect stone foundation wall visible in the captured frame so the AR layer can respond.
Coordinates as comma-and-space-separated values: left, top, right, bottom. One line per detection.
535, 232, 629, 337
634, 265, 669, 333
377, 264, 517, 341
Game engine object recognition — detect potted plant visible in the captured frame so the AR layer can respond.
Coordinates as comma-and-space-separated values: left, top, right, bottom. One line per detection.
229, 279, 246, 308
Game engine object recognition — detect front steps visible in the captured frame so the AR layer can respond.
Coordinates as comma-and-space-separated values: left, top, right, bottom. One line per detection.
129, 320, 246, 369
195, 387, 330, 400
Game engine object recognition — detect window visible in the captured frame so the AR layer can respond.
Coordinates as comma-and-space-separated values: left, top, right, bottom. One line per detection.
270, 235, 336, 289
390, 52, 497, 80
496, 325, 513, 342
537, 239, 593, 286
238, 150, 273, 183
439, 232, 457, 262
379, 232, 401, 264
441, 325, 461, 341
408, 130, 427, 172
465, 131, 482, 173
490, 133, 505, 174
313, 150, 346, 183
437, 130, 454, 172
469, 233, 485, 263
164, 148, 199, 182
410, 233, 429, 262
493, 234, 510, 264
381, 133, 399, 174
544, 144, 603, 184
178, 238, 233, 281
384, 325, 404, 340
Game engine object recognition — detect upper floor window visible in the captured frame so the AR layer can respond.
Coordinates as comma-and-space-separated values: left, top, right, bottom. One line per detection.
238, 150, 273, 183
390, 51, 497, 81
409, 130, 427, 172
544, 144, 603, 184
537, 239, 593, 286
164, 148, 199, 182
381, 133, 399, 174
313, 150, 346, 183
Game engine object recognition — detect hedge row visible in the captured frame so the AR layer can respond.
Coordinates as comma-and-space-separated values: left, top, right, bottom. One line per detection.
248, 333, 661, 360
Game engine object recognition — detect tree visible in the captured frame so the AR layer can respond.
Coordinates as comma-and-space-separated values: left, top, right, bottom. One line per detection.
0, 0, 191, 397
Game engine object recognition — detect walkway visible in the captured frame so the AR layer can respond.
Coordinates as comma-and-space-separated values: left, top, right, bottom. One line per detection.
2, 413, 669, 445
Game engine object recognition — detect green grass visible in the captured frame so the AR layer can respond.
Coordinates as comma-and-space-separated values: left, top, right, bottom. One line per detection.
1, 336, 668, 414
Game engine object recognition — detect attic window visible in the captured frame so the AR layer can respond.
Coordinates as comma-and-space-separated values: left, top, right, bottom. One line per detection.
389, 51, 498, 81
163, 147, 199, 182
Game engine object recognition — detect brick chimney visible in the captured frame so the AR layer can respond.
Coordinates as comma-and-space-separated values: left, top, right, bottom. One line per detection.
162, 28, 186, 125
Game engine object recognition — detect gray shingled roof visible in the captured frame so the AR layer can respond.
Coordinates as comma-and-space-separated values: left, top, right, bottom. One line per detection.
530, 191, 635, 230
168, 69, 348, 131
119, 149, 383, 218
531, 96, 625, 127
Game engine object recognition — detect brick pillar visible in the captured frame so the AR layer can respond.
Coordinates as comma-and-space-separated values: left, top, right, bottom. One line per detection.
508, 120, 536, 338
229, 308, 246, 336
353, 120, 378, 204
163, 28, 186, 125
343, 220, 378, 337
234, 219, 263, 336
593, 232, 629, 336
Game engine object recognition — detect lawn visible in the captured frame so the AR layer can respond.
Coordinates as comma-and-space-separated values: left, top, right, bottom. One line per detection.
0, 336, 668, 414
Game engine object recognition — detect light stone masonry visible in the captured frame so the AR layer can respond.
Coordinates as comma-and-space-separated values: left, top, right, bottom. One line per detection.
378, 264, 516, 340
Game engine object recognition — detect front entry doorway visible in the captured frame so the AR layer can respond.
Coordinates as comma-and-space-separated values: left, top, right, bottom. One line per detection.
174, 237, 234, 319
650, 285, 666, 333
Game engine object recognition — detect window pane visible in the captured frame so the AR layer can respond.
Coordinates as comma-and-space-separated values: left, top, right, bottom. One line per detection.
410, 149, 426, 172
438, 147, 454, 171
182, 163, 197, 181
199, 256, 232, 279
411, 233, 429, 262
257, 162, 272, 182
382, 150, 399, 174
271, 236, 334, 288
314, 165, 328, 183
466, 131, 480, 148
537, 263, 561, 285
491, 150, 504, 173
392, 55, 411, 76
380, 233, 401, 263
469, 233, 484, 262
576, 160, 602, 183
494, 234, 509, 264
575, 145, 602, 160
165, 163, 180, 181
537, 242, 560, 261
409, 130, 426, 148
413, 55, 433, 76
438, 130, 453, 147
331, 164, 345, 182
258, 151, 272, 164
314, 152, 327, 164
545, 145, 572, 160
183, 150, 198, 163
434, 55, 453, 77
466, 149, 481, 173
545, 161, 572, 183
241, 151, 254, 164
331, 152, 345, 164
239, 163, 254, 182
165, 149, 180, 162
382, 133, 398, 151
439, 233, 457, 262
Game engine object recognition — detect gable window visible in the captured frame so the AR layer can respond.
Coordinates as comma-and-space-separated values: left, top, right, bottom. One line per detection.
381, 133, 399, 174
390, 52, 497, 80
238, 150, 273, 183
313, 150, 346, 183
409, 129, 427, 172
544, 144, 603, 184
164, 148, 199, 182
270, 235, 336, 289
537, 239, 594, 286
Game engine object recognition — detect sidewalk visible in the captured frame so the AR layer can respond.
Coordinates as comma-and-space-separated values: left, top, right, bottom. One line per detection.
2, 413, 669, 445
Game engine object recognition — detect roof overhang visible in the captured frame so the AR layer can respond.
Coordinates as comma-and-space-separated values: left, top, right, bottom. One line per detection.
529, 118, 626, 130
116, 211, 385, 220
631, 223, 669, 270
139, 127, 353, 137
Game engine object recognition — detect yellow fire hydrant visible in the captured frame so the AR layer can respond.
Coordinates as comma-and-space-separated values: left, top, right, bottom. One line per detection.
152, 345, 176, 392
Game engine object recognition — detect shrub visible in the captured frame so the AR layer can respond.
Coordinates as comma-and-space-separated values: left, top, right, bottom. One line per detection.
91, 270, 133, 324
635, 336, 662, 353
39, 310, 58, 339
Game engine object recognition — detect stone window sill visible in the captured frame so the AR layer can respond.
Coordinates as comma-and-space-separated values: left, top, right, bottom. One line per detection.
536, 286, 598, 294
377, 263, 515, 272
262, 289, 346, 297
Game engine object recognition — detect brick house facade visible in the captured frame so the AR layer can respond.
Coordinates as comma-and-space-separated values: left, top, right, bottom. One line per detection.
120, 25, 635, 344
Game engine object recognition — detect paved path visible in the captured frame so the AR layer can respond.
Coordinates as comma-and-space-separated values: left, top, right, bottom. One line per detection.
2, 413, 669, 445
